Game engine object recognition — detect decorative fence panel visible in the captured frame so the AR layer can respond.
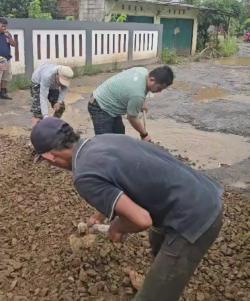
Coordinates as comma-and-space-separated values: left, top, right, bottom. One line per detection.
9, 30, 25, 75
92, 30, 129, 64
133, 31, 158, 60
33, 30, 86, 69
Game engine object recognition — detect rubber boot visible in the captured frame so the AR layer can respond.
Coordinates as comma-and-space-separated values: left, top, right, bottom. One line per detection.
0, 88, 12, 100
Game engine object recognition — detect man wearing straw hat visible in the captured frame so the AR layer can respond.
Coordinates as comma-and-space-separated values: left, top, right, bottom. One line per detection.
30, 63, 74, 127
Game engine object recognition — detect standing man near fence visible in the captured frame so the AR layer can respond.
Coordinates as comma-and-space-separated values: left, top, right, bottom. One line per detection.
30, 63, 74, 127
0, 17, 16, 100
88, 65, 174, 141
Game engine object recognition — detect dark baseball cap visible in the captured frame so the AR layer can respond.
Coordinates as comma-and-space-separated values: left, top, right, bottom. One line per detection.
31, 117, 70, 154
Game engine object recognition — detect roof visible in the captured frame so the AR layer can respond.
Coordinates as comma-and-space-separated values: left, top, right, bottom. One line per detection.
122, 0, 213, 11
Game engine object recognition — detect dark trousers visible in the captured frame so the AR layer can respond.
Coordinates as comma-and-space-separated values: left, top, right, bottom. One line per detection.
133, 212, 223, 301
88, 100, 125, 135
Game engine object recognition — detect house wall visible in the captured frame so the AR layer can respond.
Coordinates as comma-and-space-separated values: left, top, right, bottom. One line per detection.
79, 0, 106, 21
104, 0, 199, 54
57, 0, 80, 18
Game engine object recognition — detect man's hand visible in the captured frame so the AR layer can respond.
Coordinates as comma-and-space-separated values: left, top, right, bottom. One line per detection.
87, 212, 106, 227
53, 102, 65, 118
5, 31, 11, 38
142, 134, 152, 142
53, 102, 61, 113
5, 31, 16, 47
142, 103, 148, 113
108, 220, 127, 242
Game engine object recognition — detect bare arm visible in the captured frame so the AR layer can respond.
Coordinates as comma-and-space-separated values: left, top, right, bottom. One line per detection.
108, 194, 152, 241
127, 115, 151, 142
40, 81, 50, 117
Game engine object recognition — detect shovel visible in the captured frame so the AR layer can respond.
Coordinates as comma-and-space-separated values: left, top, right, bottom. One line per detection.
142, 110, 147, 131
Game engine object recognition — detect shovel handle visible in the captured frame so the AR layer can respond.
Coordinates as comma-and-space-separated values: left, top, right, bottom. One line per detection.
142, 110, 147, 131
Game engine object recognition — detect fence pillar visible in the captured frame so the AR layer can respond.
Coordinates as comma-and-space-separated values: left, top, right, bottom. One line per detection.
24, 28, 34, 77
128, 29, 134, 62
85, 29, 92, 65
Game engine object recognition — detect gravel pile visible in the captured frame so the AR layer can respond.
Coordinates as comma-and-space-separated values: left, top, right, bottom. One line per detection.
0, 136, 249, 301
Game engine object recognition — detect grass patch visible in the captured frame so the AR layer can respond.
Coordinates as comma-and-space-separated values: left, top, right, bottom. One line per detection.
73, 65, 102, 77
73, 62, 122, 78
161, 48, 180, 65
218, 37, 239, 57
9, 75, 31, 92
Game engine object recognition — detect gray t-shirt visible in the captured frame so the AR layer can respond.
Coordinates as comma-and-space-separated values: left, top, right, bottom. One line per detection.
73, 135, 223, 243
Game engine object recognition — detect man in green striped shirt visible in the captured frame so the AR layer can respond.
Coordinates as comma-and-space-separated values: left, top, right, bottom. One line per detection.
88, 65, 174, 141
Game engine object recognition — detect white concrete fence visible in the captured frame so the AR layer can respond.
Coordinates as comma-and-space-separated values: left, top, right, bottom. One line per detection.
9, 30, 25, 75
9, 25, 161, 76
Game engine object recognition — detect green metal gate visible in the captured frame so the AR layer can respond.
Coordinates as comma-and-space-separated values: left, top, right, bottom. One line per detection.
160, 18, 193, 55
126, 16, 154, 23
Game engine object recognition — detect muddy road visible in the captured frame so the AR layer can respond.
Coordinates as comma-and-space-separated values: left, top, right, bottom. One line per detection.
0, 45, 250, 300
0, 46, 250, 190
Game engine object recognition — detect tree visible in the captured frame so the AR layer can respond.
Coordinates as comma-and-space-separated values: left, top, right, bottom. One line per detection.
0, 0, 60, 19
0, 0, 30, 18
202, 0, 243, 35
190, 0, 245, 49
28, 0, 52, 19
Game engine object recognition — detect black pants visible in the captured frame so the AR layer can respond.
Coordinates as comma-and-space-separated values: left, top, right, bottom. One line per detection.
133, 212, 223, 301
88, 99, 125, 135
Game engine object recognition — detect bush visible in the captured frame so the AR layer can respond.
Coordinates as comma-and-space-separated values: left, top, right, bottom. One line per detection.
243, 18, 250, 31
218, 37, 239, 57
161, 48, 179, 64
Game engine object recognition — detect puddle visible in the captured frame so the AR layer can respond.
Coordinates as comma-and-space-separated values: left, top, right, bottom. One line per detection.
125, 118, 250, 170
0, 127, 29, 137
193, 86, 229, 102
172, 81, 192, 92
215, 57, 250, 66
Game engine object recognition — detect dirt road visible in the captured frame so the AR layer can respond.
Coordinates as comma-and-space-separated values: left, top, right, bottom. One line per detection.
0, 44, 250, 300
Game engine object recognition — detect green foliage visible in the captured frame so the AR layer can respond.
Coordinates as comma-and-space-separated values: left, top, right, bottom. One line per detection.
162, 48, 179, 65
28, 0, 52, 19
9, 75, 31, 92
73, 65, 102, 77
111, 14, 127, 23
0, 0, 59, 19
40, 0, 60, 19
65, 16, 75, 21
243, 18, 250, 30
192, 0, 245, 50
83, 65, 102, 76
218, 37, 239, 57
0, 0, 30, 18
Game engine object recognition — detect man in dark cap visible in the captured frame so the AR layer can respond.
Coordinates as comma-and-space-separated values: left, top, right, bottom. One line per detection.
31, 117, 223, 301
